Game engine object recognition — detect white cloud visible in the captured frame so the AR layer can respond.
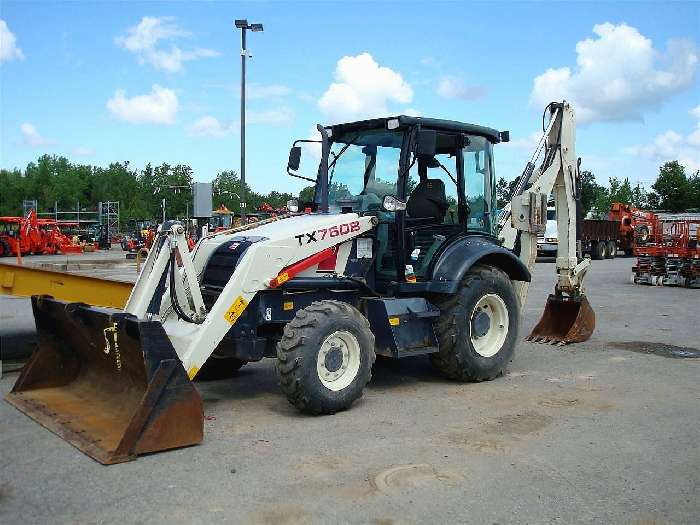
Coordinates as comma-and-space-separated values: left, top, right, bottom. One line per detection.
623, 107, 700, 172
318, 53, 413, 123
187, 107, 294, 137
436, 76, 487, 100
106, 85, 178, 124
20, 123, 54, 147
247, 84, 291, 100
72, 146, 94, 157
530, 23, 698, 124
187, 116, 232, 137
1, 19, 24, 62
403, 107, 422, 117
688, 105, 700, 147
115, 16, 219, 73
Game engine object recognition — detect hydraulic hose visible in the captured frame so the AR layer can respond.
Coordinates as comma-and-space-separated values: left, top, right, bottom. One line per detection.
169, 248, 204, 324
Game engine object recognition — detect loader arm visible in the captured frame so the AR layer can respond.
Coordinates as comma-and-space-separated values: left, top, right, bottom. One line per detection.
128, 214, 377, 379
497, 101, 594, 343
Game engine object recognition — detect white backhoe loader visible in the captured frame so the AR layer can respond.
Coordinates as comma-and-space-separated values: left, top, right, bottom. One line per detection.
7, 101, 594, 464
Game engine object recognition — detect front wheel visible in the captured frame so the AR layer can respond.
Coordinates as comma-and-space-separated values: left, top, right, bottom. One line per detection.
431, 265, 519, 382
592, 241, 606, 260
276, 300, 375, 415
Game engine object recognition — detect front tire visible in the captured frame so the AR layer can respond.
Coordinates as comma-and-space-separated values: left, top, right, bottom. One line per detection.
430, 265, 519, 382
592, 241, 606, 260
0, 239, 10, 257
276, 300, 375, 415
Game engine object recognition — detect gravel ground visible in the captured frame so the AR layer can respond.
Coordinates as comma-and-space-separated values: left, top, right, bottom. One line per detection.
1, 255, 698, 524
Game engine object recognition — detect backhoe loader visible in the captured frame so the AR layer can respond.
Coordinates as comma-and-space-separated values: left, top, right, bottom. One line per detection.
6, 101, 594, 464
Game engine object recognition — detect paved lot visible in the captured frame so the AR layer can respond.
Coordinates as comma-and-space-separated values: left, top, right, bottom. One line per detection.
1, 256, 698, 524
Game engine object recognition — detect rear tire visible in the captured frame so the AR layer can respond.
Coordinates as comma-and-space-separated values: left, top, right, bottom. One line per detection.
430, 265, 518, 382
606, 241, 617, 259
0, 239, 10, 257
592, 241, 606, 260
276, 300, 375, 415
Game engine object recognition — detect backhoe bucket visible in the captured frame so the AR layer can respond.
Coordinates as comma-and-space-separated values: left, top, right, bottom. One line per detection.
526, 294, 595, 344
5, 296, 203, 464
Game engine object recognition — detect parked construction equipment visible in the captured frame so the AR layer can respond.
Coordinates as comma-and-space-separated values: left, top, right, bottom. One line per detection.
632, 216, 700, 287
0, 210, 83, 257
609, 202, 658, 255
6, 101, 595, 464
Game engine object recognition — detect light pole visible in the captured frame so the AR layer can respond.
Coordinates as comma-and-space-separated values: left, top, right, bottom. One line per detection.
234, 19, 263, 221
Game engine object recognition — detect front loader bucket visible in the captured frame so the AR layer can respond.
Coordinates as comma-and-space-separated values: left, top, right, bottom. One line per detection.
526, 294, 595, 344
5, 296, 203, 464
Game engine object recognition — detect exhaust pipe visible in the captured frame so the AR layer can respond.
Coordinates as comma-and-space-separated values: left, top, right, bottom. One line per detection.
5, 296, 203, 464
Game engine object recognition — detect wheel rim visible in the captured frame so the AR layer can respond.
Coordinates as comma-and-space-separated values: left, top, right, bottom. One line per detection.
470, 294, 509, 357
317, 330, 361, 391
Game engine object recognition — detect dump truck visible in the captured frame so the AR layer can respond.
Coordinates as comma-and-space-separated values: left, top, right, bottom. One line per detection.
582, 219, 620, 260
6, 101, 595, 464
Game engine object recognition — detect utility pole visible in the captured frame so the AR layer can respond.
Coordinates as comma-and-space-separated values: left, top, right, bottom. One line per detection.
234, 19, 263, 221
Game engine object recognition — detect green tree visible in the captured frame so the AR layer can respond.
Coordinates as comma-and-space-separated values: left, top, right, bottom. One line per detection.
495, 176, 520, 209
687, 170, 700, 209
579, 170, 607, 216
0, 168, 25, 215
650, 161, 689, 212
299, 186, 315, 203
592, 176, 647, 217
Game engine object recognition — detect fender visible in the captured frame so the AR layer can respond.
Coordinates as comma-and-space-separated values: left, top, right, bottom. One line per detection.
424, 235, 531, 294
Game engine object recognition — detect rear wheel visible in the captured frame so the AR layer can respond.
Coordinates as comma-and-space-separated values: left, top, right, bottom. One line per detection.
592, 241, 606, 260
430, 265, 518, 382
606, 241, 617, 259
276, 300, 375, 415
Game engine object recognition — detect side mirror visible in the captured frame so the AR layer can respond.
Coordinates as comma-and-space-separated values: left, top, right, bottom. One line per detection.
382, 195, 407, 212
287, 146, 301, 171
415, 129, 437, 157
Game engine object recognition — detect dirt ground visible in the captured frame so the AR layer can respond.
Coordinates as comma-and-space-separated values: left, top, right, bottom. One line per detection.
1, 254, 698, 524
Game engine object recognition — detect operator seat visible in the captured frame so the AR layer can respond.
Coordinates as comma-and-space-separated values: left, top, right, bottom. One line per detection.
406, 178, 448, 222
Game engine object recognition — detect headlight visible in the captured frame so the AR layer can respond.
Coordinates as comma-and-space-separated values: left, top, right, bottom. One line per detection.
287, 199, 300, 213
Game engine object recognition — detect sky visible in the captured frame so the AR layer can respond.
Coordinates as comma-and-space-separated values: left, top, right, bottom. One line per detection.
1, 1, 699, 197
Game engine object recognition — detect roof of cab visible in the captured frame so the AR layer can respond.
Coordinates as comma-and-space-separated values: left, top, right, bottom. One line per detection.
328, 115, 503, 144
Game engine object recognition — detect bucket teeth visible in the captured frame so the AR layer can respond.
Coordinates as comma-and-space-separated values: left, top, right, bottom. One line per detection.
526, 294, 596, 345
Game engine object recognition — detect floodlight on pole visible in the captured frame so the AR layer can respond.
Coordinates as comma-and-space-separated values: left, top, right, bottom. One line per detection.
234, 18, 264, 221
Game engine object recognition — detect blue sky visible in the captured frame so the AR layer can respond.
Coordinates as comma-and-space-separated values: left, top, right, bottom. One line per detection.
1, 1, 698, 196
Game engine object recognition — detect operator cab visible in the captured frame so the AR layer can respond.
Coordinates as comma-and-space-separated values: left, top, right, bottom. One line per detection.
287, 115, 507, 286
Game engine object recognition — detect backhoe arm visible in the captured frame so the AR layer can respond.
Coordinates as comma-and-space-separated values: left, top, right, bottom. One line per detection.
498, 101, 595, 344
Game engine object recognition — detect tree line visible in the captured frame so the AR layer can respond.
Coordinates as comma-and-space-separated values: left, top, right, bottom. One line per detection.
0, 155, 295, 224
496, 161, 700, 215
2, 155, 698, 226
